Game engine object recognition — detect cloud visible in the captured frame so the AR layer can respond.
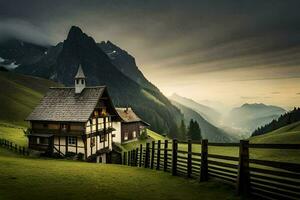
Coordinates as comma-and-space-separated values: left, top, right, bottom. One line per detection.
0, 19, 53, 46
240, 96, 259, 100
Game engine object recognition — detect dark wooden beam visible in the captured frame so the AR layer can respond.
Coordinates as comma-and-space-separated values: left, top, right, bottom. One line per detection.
75, 137, 78, 154
58, 136, 60, 152
65, 136, 68, 154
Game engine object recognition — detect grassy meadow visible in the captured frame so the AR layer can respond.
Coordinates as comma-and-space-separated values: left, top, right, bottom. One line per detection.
0, 71, 61, 127
0, 148, 240, 200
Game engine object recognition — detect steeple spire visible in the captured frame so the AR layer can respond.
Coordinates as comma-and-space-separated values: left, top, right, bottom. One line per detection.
75, 64, 86, 94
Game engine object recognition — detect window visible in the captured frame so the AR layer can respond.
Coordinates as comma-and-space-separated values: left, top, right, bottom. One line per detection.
124, 132, 128, 141
81, 79, 84, 84
132, 131, 136, 138
76, 79, 79, 84
68, 136, 76, 145
100, 107, 106, 116
36, 137, 40, 144
61, 124, 69, 132
100, 134, 106, 142
43, 124, 48, 128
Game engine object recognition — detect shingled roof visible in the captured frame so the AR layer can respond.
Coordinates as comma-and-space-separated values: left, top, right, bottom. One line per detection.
26, 87, 106, 122
116, 107, 150, 126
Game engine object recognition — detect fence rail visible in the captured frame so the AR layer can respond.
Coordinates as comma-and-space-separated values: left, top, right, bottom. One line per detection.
0, 138, 30, 156
123, 139, 300, 199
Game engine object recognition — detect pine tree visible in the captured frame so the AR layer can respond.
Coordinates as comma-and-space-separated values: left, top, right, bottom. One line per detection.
187, 119, 202, 140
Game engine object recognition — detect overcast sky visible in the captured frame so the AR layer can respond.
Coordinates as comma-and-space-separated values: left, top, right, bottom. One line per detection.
1, 0, 300, 109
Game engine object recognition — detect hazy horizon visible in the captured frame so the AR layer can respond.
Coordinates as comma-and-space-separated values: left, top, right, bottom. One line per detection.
1, 0, 300, 109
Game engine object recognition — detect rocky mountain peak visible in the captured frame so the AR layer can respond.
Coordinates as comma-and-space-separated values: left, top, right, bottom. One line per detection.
66, 26, 84, 41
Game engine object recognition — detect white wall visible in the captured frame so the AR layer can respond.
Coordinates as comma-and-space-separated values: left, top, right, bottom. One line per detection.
53, 136, 85, 155
113, 122, 121, 143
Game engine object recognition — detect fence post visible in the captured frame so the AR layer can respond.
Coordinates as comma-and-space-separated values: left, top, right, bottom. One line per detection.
135, 148, 138, 166
164, 140, 168, 172
151, 141, 155, 169
128, 151, 131, 166
130, 150, 132, 166
200, 139, 208, 182
132, 150, 135, 166
237, 140, 250, 196
156, 140, 161, 170
124, 152, 127, 165
22, 147, 25, 155
145, 143, 150, 168
139, 144, 143, 167
172, 139, 178, 176
14, 144, 17, 152
187, 139, 192, 178
10, 142, 13, 150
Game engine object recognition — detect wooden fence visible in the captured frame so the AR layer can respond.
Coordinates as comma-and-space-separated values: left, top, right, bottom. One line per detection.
0, 138, 30, 156
123, 139, 300, 200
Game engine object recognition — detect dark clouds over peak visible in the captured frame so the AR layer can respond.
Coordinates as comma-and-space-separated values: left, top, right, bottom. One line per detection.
1, 0, 300, 107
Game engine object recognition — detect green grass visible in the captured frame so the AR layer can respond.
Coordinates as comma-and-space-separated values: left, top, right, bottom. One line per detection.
122, 129, 167, 151
0, 148, 240, 200
0, 71, 61, 126
250, 121, 300, 144
0, 123, 27, 147
147, 129, 167, 140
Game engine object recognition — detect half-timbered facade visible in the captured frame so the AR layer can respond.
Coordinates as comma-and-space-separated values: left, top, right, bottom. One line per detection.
113, 107, 150, 144
26, 65, 121, 162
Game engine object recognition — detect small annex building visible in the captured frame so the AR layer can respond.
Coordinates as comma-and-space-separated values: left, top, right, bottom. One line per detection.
113, 107, 150, 144
26, 65, 122, 163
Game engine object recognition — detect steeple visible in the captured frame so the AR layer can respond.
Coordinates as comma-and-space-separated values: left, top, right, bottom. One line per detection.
75, 64, 86, 94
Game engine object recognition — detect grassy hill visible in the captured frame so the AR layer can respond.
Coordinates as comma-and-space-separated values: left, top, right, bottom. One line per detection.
0, 148, 239, 200
0, 71, 61, 127
250, 121, 300, 144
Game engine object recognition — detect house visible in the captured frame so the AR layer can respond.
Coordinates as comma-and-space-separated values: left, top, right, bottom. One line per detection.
26, 65, 121, 163
113, 107, 150, 144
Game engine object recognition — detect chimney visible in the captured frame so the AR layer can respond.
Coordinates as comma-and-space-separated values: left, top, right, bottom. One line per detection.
75, 64, 86, 94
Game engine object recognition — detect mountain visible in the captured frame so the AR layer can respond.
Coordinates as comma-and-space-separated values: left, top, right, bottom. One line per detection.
169, 93, 221, 126
171, 100, 238, 142
8, 26, 182, 136
0, 71, 61, 126
252, 107, 300, 137
98, 41, 159, 92
0, 39, 47, 69
250, 121, 300, 144
226, 103, 286, 134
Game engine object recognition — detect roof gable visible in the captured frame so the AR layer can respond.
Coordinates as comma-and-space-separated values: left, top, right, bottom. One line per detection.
26, 87, 105, 122
116, 107, 150, 126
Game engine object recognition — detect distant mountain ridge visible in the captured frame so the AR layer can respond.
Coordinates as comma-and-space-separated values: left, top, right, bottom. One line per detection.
169, 93, 221, 126
0, 26, 182, 136
226, 103, 286, 134
171, 100, 237, 142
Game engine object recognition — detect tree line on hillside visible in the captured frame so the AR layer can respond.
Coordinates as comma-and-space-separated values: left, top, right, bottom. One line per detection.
252, 107, 300, 137
178, 119, 202, 140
